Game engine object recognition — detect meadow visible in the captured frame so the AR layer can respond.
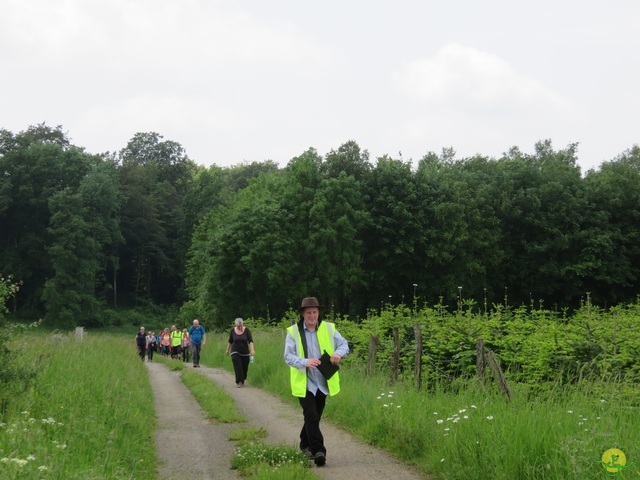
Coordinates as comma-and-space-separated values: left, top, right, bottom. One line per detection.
2, 303, 639, 479
0, 327, 156, 479
210, 327, 640, 480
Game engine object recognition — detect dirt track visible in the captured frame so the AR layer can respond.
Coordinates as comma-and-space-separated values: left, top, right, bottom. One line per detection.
146, 361, 430, 480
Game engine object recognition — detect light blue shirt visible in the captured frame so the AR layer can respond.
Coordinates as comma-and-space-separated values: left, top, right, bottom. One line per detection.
284, 321, 349, 396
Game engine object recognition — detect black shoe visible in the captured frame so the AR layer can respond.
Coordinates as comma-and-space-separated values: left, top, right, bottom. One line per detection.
314, 451, 326, 467
300, 448, 313, 460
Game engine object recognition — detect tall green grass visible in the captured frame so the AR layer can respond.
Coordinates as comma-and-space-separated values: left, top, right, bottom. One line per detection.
4, 325, 632, 479
204, 328, 639, 480
0, 331, 156, 479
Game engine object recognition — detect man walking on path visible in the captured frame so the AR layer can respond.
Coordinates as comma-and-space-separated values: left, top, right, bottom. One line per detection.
135, 326, 147, 361
284, 297, 349, 467
188, 319, 206, 367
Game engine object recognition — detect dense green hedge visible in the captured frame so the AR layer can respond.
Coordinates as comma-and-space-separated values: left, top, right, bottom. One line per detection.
335, 298, 640, 386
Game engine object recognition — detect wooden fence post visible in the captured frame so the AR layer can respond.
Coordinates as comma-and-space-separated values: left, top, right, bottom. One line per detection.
486, 351, 512, 403
392, 327, 399, 383
366, 335, 378, 374
476, 338, 486, 380
414, 322, 423, 390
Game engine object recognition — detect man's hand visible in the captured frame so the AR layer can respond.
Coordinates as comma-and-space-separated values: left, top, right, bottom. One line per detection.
306, 358, 321, 368
330, 353, 342, 365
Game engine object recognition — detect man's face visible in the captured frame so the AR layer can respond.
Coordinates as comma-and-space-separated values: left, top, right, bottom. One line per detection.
303, 307, 319, 331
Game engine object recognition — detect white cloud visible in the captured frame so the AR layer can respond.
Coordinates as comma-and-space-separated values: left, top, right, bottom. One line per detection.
398, 43, 577, 117
1, 0, 327, 70
1, 2, 637, 171
392, 43, 589, 160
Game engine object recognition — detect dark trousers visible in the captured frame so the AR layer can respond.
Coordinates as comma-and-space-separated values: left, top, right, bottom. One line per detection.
231, 354, 250, 384
182, 345, 191, 362
137, 346, 145, 361
147, 346, 154, 361
298, 390, 327, 455
192, 343, 202, 365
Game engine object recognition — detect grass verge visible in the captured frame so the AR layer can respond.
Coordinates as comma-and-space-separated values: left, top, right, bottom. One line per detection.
202, 328, 640, 480
0, 330, 156, 480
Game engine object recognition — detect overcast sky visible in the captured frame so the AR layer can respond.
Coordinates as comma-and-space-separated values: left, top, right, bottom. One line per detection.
2, 1, 638, 172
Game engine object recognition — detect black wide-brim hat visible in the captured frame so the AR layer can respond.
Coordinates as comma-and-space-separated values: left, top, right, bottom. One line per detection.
297, 297, 325, 314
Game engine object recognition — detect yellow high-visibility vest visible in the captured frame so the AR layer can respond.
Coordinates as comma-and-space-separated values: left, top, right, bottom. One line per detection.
170, 330, 183, 347
287, 321, 340, 397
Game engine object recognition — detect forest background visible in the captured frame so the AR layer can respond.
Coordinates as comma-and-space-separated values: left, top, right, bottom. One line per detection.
3, 123, 640, 479
1, 123, 639, 331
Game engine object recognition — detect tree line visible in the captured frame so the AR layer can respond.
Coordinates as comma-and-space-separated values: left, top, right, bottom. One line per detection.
1, 124, 638, 328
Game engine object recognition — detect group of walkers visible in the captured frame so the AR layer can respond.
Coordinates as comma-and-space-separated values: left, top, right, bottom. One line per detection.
134, 297, 350, 468
135, 319, 207, 367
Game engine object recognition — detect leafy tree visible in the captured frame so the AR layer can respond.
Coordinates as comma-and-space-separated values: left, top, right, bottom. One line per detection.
308, 172, 368, 314
575, 146, 640, 304
0, 125, 92, 313
415, 153, 504, 305
116, 132, 196, 306
489, 141, 586, 307
0, 275, 20, 325
41, 156, 123, 327
224, 160, 280, 192
360, 155, 424, 309
181, 165, 228, 234
78, 159, 124, 307
42, 187, 100, 327
321, 140, 371, 180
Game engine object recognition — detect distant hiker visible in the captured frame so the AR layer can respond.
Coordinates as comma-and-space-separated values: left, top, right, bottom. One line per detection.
284, 297, 349, 467
188, 319, 206, 368
170, 325, 182, 359
225, 317, 255, 387
181, 328, 191, 362
146, 330, 157, 362
135, 326, 147, 361
160, 328, 171, 356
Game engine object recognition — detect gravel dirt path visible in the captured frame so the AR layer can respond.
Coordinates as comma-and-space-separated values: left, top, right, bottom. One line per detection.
147, 361, 431, 480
